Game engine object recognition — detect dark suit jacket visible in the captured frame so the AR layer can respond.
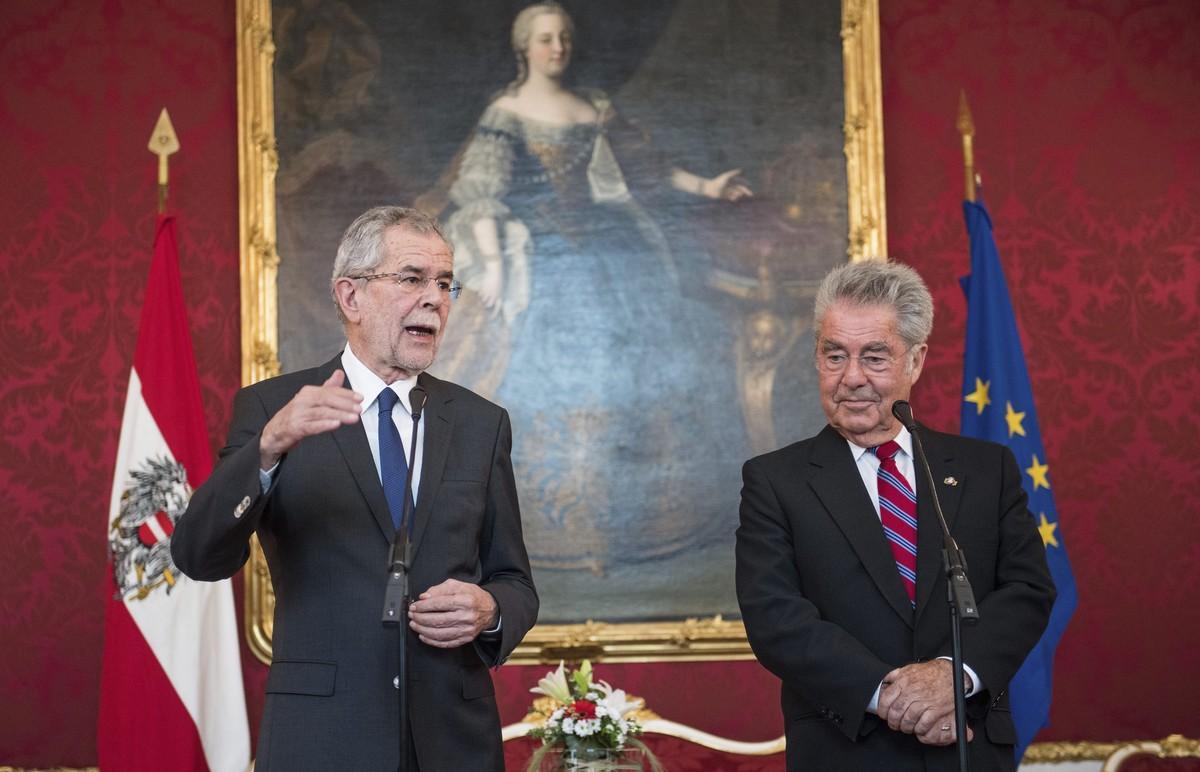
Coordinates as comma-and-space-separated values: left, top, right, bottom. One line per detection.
735, 425, 1055, 772
172, 356, 538, 771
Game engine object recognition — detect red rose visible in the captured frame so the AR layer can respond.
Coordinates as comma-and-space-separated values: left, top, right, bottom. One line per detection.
572, 699, 597, 718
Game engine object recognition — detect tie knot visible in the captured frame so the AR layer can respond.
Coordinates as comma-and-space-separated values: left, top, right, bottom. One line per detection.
872, 440, 902, 462
376, 387, 399, 416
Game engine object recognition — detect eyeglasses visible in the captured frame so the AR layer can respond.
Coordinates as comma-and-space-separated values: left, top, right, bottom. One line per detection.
351, 272, 462, 300
817, 348, 911, 375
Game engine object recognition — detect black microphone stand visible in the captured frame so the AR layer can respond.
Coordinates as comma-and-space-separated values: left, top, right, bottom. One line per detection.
892, 400, 979, 772
381, 387, 426, 772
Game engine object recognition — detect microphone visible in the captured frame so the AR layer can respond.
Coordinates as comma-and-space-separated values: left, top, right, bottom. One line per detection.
384, 384, 427, 772
382, 385, 428, 622
891, 399, 917, 432
890, 400, 979, 623
400, 386, 426, 543
409, 386, 427, 421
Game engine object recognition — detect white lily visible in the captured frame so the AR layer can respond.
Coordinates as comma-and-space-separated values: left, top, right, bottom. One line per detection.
595, 680, 640, 718
530, 660, 572, 704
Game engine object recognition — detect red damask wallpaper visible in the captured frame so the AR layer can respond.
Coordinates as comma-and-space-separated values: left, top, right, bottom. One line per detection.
0, 0, 1197, 767
0, 0, 243, 765
881, 0, 1200, 745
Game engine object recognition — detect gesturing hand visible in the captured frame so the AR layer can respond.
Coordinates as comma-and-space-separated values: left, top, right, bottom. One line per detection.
259, 369, 362, 470
408, 578, 499, 649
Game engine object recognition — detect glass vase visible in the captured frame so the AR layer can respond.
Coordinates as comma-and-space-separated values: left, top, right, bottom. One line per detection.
540, 745, 644, 771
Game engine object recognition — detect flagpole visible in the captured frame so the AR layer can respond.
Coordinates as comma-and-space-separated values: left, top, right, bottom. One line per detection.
957, 91, 977, 203
101, 110, 251, 771
958, 136, 1078, 764
148, 108, 180, 213
950, 91, 983, 772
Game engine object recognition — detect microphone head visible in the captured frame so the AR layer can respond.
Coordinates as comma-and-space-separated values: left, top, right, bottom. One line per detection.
409, 386, 428, 419
891, 399, 916, 430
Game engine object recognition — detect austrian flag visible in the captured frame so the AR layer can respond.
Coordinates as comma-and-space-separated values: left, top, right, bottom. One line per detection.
98, 216, 250, 771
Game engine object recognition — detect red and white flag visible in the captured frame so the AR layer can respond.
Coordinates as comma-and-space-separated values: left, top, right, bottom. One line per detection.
99, 216, 250, 771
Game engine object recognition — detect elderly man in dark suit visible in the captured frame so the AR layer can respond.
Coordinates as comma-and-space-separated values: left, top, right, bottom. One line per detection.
173, 206, 537, 771
736, 260, 1054, 771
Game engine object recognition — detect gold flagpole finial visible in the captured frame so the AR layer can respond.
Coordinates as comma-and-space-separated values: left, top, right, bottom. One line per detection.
147, 108, 180, 214
956, 90, 977, 202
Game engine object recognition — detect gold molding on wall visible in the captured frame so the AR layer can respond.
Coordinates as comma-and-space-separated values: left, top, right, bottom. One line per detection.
1023, 740, 1122, 763
235, 0, 886, 665
842, 0, 887, 262
236, 0, 278, 666
509, 616, 754, 664
236, 0, 280, 388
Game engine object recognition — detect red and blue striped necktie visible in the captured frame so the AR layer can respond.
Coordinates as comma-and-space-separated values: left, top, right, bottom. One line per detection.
871, 440, 918, 605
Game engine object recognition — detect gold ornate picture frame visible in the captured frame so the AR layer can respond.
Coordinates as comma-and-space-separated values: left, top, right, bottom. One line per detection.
236, 0, 886, 665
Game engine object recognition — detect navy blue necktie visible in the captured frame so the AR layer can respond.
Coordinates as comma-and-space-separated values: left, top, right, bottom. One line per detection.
376, 388, 413, 531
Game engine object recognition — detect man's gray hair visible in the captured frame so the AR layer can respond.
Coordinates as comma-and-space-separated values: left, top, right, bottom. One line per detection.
813, 260, 934, 348
330, 206, 450, 319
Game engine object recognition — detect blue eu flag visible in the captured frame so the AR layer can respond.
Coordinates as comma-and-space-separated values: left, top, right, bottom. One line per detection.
960, 199, 1078, 762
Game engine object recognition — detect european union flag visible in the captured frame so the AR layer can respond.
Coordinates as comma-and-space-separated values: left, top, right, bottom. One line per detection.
960, 199, 1078, 762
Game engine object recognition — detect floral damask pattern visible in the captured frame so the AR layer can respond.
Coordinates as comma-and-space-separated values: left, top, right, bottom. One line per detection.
882, 0, 1200, 743
0, 1, 242, 765
2, 0, 1198, 767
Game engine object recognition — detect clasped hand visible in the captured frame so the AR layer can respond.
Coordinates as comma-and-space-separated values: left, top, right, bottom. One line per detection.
876, 660, 974, 746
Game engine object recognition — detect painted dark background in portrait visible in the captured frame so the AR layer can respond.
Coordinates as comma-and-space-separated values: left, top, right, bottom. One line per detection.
272, 0, 846, 622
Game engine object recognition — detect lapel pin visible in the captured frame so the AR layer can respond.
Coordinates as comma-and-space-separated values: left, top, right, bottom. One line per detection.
943, 476, 958, 487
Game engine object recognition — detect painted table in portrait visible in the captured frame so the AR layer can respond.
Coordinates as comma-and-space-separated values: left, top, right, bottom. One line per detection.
237, 0, 885, 662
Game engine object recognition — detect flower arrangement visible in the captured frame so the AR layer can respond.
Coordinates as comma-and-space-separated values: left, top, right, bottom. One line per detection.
524, 660, 662, 771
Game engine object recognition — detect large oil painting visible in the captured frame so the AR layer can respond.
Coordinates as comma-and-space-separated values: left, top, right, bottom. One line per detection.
238, 0, 885, 660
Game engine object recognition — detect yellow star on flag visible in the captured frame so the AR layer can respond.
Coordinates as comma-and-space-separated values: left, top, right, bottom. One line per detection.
1037, 513, 1059, 548
1005, 401, 1026, 438
1026, 454, 1050, 490
964, 378, 992, 415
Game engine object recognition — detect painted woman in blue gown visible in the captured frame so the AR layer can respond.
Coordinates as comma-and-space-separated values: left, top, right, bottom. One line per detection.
434, 2, 751, 587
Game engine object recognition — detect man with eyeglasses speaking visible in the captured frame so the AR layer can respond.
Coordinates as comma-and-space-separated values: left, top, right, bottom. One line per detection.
173, 206, 537, 771
735, 260, 1054, 771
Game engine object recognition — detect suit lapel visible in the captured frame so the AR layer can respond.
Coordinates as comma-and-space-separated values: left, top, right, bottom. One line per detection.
408, 371, 454, 564
323, 355, 396, 543
914, 428, 965, 621
807, 426, 915, 627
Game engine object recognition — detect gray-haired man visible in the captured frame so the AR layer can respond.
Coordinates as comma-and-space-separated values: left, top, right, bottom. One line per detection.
736, 260, 1054, 770
174, 206, 537, 771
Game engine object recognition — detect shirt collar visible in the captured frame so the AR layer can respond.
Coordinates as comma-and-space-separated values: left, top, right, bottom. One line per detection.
340, 344, 418, 415
845, 423, 913, 461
